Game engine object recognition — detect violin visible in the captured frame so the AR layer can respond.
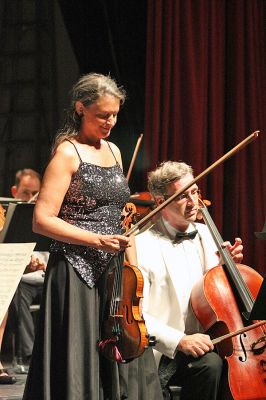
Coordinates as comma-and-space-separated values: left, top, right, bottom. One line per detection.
129, 192, 155, 221
99, 202, 155, 363
99, 134, 155, 362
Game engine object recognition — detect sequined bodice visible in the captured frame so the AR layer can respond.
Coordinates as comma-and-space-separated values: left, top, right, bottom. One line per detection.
51, 161, 130, 288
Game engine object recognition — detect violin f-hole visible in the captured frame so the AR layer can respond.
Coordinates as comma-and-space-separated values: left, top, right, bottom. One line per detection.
123, 304, 133, 324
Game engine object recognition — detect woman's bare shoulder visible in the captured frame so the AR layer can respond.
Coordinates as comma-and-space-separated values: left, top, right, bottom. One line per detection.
49, 140, 81, 172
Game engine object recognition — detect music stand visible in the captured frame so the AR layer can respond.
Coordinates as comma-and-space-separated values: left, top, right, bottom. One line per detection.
248, 275, 266, 321
0, 203, 51, 251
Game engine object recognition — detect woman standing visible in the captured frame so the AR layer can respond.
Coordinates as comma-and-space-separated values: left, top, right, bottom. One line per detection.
23, 73, 162, 399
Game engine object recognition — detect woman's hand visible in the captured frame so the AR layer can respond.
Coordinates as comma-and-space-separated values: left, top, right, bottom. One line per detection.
97, 234, 131, 253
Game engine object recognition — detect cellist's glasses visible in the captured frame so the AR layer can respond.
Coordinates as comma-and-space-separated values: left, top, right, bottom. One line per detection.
164, 188, 201, 203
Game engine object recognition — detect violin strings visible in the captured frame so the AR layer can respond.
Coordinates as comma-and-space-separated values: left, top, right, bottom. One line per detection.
110, 252, 124, 336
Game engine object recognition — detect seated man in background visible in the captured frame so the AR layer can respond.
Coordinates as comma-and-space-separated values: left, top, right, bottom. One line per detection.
8, 169, 49, 369
135, 161, 243, 400
11, 168, 40, 202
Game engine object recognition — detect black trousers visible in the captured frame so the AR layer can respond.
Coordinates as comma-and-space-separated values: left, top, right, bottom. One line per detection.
159, 351, 223, 400
10, 282, 43, 359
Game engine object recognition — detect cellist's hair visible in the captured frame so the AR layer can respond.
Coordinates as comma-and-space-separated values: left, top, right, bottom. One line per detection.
14, 169, 41, 188
52, 72, 126, 154
147, 161, 193, 197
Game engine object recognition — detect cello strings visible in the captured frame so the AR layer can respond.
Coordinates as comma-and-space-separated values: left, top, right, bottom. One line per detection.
200, 203, 254, 311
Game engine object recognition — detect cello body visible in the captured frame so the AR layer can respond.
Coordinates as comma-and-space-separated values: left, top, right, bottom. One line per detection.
191, 262, 266, 399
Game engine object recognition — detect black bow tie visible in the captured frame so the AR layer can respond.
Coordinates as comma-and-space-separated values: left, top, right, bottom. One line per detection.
174, 229, 198, 242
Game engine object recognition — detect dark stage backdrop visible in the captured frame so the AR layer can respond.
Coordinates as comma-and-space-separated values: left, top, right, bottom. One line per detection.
144, 0, 266, 273
58, 0, 147, 194
58, 0, 266, 273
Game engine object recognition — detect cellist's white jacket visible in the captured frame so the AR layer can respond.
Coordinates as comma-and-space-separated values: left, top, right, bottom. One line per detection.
135, 218, 219, 366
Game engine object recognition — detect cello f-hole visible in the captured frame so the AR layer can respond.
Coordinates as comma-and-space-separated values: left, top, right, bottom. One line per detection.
238, 334, 247, 362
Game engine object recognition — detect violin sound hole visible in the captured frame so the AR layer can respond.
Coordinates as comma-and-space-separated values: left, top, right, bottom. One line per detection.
123, 305, 133, 324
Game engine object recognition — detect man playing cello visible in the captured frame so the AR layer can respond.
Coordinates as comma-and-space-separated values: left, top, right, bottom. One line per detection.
135, 161, 243, 400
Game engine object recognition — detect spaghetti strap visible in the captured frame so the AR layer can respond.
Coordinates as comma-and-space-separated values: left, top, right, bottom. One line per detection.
107, 141, 119, 164
65, 139, 83, 163
65, 139, 118, 166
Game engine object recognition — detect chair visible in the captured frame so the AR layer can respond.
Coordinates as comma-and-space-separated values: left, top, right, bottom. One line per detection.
168, 385, 182, 399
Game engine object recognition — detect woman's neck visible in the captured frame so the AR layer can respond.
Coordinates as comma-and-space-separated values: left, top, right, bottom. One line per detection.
76, 133, 102, 149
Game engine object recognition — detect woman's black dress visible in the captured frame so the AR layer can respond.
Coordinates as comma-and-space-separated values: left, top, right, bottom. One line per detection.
23, 150, 163, 400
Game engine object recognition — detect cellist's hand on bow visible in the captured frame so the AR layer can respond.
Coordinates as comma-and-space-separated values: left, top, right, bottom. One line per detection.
177, 333, 214, 358
220, 237, 243, 263
97, 234, 131, 254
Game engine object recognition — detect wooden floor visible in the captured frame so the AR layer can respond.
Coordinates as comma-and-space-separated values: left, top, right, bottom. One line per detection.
0, 366, 182, 400
0, 356, 181, 400
0, 357, 27, 400
0, 375, 26, 400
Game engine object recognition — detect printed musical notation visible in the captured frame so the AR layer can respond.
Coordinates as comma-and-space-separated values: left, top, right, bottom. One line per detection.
0, 243, 36, 324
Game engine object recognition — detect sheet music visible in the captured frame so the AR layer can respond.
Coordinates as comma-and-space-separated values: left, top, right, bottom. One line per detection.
0, 243, 36, 325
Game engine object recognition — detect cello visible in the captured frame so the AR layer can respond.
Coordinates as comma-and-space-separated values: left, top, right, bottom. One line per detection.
191, 200, 266, 399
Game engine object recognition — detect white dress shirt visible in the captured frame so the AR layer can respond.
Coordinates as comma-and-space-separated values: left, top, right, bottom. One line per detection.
135, 218, 219, 365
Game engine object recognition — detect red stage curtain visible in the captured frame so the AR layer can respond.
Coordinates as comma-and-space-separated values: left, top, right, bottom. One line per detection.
144, 0, 266, 273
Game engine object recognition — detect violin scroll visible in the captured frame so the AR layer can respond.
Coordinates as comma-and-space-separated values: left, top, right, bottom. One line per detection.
129, 192, 155, 221
121, 202, 137, 231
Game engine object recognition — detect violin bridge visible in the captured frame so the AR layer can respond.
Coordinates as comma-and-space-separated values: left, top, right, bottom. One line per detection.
110, 314, 123, 318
